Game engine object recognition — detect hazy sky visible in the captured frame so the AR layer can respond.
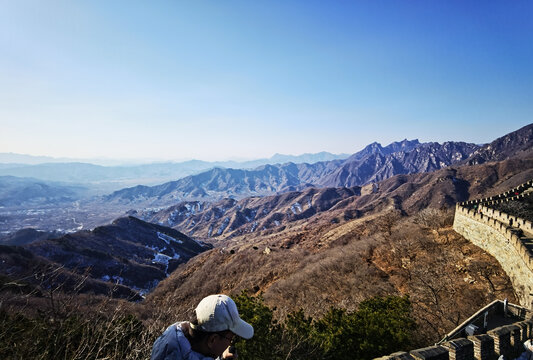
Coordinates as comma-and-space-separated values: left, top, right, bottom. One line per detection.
1, 1, 532, 162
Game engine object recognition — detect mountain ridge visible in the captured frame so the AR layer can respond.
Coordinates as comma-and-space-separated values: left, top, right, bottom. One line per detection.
105, 140, 479, 206
144, 155, 533, 240
144, 153, 532, 344
19, 216, 212, 298
0, 151, 350, 193
464, 123, 533, 165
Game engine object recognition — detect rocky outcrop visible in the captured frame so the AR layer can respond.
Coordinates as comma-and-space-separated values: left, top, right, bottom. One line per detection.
466, 123, 533, 165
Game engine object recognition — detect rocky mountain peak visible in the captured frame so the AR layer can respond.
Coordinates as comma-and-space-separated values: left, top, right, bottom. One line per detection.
466, 123, 533, 165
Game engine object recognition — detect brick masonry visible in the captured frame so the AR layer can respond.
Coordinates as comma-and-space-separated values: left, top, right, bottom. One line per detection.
375, 180, 533, 360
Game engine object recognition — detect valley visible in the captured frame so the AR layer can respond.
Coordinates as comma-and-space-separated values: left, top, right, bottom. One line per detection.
0, 200, 141, 237
0, 137, 494, 235
1, 123, 532, 358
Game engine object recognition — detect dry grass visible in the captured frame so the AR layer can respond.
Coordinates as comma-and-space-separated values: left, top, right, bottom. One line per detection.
146, 209, 516, 346
0, 206, 520, 356
0, 272, 161, 360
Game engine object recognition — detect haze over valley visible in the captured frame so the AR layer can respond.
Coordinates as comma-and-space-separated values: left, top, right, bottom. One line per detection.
1, 122, 532, 355
0, 136, 492, 234
1, 123, 532, 298
2, 2, 533, 359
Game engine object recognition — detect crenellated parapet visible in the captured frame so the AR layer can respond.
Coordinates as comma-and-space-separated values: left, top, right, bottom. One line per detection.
465, 205, 533, 234
376, 180, 533, 360
454, 179, 533, 308
375, 301, 533, 360
454, 205, 533, 275
460, 179, 533, 209
375, 322, 533, 360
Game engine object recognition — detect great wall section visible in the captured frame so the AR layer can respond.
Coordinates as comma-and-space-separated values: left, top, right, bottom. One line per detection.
454, 181, 533, 309
376, 180, 533, 360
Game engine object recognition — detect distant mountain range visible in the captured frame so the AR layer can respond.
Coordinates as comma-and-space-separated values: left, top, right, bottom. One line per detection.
1, 123, 532, 304
105, 124, 533, 207
143, 154, 533, 240
1, 124, 532, 232
104, 139, 478, 206
121, 123, 531, 239
0, 151, 351, 167
0, 151, 350, 193
0, 176, 88, 207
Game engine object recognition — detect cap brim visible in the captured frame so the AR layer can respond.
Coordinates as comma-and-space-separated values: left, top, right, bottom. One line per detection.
230, 318, 254, 339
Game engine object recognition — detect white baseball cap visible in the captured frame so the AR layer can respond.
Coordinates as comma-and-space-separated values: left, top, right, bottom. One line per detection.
194, 294, 254, 339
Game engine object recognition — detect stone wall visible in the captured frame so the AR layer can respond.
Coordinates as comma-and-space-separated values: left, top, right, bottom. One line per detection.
453, 178, 533, 309
461, 180, 533, 211
453, 206, 533, 308
374, 315, 533, 360
375, 180, 533, 360
440, 301, 529, 343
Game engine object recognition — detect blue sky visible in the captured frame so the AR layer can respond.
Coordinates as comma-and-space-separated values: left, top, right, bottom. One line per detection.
1, 1, 532, 162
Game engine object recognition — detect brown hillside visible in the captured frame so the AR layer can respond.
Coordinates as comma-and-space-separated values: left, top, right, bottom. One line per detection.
145, 154, 533, 345
144, 157, 533, 345
145, 208, 516, 346
146, 155, 533, 246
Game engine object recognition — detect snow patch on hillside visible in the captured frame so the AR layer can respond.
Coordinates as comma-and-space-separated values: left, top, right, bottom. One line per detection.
251, 221, 258, 232
157, 231, 183, 244
152, 252, 181, 275
291, 202, 302, 215
245, 209, 257, 222
217, 218, 230, 235
153, 253, 172, 266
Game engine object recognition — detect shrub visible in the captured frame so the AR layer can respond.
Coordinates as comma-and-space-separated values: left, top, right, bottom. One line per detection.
233, 291, 284, 359
0, 302, 157, 360
414, 208, 454, 229
1, 287, 414, 359
233, 292, 416, 360
354, 295, 416, 358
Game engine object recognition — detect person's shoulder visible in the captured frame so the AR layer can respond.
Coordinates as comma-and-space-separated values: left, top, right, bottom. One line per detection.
151, 322, 185, 360
171, 321, 185, 330
160, 321, 185, 335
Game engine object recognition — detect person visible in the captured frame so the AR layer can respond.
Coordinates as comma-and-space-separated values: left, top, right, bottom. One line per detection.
151, 294, 254, 360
